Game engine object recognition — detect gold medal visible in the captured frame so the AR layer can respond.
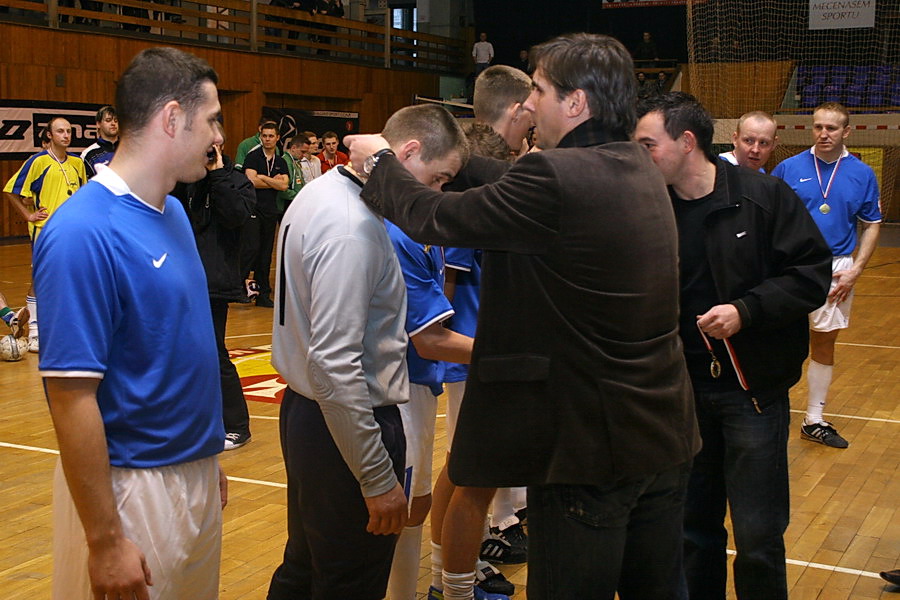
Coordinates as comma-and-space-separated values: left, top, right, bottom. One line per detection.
709, 355, 722, 379
819, 203, 830, 214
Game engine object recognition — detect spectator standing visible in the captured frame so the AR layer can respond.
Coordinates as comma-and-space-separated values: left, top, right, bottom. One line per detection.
80, 105, 119, 178
318, 130, 349, 174
635, 92, 831, 600
771, 102, 882, 449
472, 32, 494, 75
33, 46, 228, 600
242, 123, 289, 308
633, 31, 658, 66
172, 122, 256, 452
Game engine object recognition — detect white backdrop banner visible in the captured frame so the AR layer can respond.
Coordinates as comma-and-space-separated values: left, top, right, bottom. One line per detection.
808, 0, 876, 30
0, 101, 99, 160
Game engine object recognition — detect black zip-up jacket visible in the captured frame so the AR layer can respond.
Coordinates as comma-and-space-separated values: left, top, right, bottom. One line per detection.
694, 160, 832, 393
173, 155, 256, 302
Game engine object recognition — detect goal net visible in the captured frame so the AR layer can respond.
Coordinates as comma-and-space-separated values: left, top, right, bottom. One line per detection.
685, 0, 899, 222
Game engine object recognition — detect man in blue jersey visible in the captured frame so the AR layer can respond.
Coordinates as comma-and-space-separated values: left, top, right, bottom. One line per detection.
80, 105, 119, 178
772, 102, 882, 449
384, 225, 483, 600
718, 111, 778, 173
268, 103, 468, 600
33, 47, 228, 600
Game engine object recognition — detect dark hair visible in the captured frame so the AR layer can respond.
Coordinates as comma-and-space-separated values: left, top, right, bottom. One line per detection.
637, 92, 715, 161
530, 33, 637, 135
260, 122, 279, 134
321, 131, 339, 141
382, 104, 469, 165
288, 136, 308, 148
115, 47, 218, 136
95, 105, 117, 123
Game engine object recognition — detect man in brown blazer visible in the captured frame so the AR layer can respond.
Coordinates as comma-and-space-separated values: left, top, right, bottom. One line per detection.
347, 33, 700, 600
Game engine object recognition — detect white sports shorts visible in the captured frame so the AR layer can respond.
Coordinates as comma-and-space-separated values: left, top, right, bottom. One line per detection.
809, 255, 855, 332
52, 455, 222, 600
400, 383, 439, 499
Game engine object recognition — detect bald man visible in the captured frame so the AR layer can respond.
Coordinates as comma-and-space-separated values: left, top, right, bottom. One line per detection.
718, 111, 778, 173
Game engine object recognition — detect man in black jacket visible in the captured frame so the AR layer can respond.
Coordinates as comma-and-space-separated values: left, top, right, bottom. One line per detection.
348, 33, 699, 600
174, 125, 257, 450
635, 92, 832, 600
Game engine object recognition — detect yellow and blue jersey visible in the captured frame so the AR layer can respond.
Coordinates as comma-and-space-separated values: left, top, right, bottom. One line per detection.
3, 150, 86, 240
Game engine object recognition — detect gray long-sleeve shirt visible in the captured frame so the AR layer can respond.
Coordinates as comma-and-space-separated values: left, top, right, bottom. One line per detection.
273, 167, 409, 497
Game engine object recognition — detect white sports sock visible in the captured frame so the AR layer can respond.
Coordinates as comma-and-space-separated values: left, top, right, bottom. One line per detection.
806, 360, 832, 424
431, 542, 443, 590
388, 524, 423, 600
490, 488, 517, 530
442, 570, 475, 600
511, 487, 527, 513
25, 295, 37, 340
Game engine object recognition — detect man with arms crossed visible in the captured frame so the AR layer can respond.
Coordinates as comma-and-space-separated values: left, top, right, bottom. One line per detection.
772, 102, 881, 449
348, 33, 700, 599
34, 47, 228, 600
718, 110, 778, 173
635, 92, 831, 600
268, 104, 467, 599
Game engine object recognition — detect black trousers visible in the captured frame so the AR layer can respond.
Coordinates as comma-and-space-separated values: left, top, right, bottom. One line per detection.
211, 299, 250, 436
268, 389, 405, 600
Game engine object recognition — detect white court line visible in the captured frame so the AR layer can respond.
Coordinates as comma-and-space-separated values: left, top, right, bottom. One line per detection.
789, 410, 900, 425
837, 341, 900, 350
0, 440, 895, 579
725, 549, 884, 579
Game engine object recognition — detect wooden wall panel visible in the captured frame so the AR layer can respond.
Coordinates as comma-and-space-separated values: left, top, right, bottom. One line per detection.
682, 61, 794, 118
0, 21, 440, 237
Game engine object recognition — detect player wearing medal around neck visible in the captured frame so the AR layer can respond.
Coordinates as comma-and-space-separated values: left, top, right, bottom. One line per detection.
3, 115, 87, 354
635, 92, 832, 600
772, 102, 882, 450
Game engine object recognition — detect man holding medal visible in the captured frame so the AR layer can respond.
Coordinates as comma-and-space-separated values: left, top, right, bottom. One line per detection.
772, 102, 882, 449
636, 92, 831, 600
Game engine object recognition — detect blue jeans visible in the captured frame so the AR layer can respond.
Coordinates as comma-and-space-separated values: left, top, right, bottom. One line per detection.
682, 386, 790, 600
527, 461, 691, 599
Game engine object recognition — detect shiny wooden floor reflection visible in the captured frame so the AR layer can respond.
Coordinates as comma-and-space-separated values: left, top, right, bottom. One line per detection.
1, 237, 898, 599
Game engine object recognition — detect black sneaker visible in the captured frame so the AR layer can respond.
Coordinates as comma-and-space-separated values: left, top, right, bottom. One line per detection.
800, 420, 849, 448
224, 432, 251, 451
475, 560, 515, 596
881, 569, 900, 586
256, 295, 274, 308
514, 507, 527, 527
480, 524, 527, 565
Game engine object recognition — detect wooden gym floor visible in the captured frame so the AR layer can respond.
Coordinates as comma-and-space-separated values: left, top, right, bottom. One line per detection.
1, 234, 898, 599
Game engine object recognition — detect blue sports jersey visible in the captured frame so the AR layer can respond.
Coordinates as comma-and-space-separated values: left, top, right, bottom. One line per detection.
386, 220, 453, 396
772, 148, 881, 256
34, 173, 224, 468
443, 247, 482, 383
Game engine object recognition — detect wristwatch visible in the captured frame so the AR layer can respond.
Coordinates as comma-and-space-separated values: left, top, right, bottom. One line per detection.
363, 148, 395, 176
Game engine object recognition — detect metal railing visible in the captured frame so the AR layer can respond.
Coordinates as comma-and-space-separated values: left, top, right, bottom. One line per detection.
0, 0, 467, 73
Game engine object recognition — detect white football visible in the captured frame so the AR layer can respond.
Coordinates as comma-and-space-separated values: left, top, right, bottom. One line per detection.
0, 334, 28, 362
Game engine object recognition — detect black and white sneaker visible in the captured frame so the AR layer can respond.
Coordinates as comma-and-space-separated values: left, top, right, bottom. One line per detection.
800, 420, 849, 448
480, 522, 527, 564
224, 432, 251, 451
475, 560, 515, 596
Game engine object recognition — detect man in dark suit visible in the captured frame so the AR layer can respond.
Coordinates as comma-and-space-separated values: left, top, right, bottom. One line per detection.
347, 33, 699, 600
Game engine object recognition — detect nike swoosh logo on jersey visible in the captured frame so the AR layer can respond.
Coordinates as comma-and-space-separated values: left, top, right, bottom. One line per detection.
800, 177, 813, 182
153, 253, 168, 268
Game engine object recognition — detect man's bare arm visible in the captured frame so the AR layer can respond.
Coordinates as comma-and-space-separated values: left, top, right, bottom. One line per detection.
831, 221, 880, 303
45, 377, 153, 600
410, 321, 473, 364
4, 191, 48, 223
